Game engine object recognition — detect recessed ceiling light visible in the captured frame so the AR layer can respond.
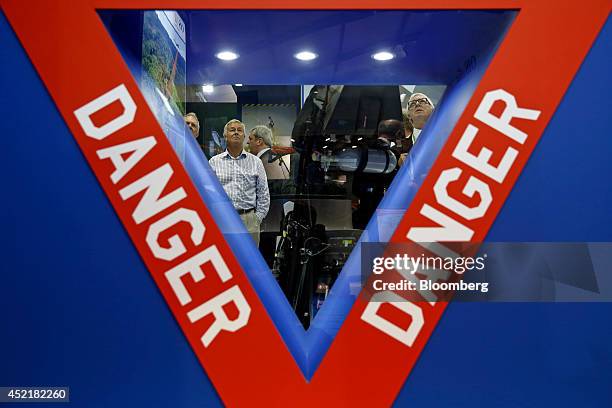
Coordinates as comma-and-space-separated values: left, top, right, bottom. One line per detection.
234, 84, 243, 87
202, 84, 214, 94
372, 51, 394, 61
216, 51, 239, 61
294, 51, 318, 61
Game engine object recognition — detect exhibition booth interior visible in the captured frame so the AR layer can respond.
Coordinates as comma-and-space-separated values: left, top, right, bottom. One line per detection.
100, 9, 515, 377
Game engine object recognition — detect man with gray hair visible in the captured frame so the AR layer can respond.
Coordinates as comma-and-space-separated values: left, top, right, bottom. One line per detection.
183, 112, 200, 138
209, 119, 270, 246
248, 125, 273, 157
399, 93, 434, 167
248, 125, 288, 180
405, 92, 434, 145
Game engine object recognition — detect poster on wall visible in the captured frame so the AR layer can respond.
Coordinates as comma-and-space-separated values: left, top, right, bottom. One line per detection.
140, 10, 187, 161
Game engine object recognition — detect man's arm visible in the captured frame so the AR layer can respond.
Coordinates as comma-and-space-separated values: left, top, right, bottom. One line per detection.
254, 159, 270, 222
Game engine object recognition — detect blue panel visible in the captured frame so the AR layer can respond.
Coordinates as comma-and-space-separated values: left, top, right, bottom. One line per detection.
0, 11, 222, 407
395, 15, 612, 407
2, 6, 610, 406
486, 21, 612, 242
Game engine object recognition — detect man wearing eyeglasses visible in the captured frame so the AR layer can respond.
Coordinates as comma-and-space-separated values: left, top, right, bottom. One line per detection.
399, 93, 435, 167
406, 92, 434, 145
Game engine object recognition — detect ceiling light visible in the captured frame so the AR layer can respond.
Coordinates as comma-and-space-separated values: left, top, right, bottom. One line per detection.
234, 84, 243, 87
202, 84, 214, 94
294, 51, 318, 61
216, 51, 239, 61
372, 51, 394, 61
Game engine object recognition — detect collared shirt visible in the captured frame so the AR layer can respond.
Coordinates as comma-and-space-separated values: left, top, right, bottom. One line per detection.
209, 150, 270, 222
412, 128, 422, 146
256, 147, 270, 158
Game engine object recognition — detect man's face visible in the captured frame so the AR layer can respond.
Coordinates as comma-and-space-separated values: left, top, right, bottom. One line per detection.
407, 93, 433, 129
247, 133, 263, 154
184, 116, 199, 138
225, 122, 245, 148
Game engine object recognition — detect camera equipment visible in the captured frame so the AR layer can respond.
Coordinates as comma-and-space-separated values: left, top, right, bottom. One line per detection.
272, 85, 402, 328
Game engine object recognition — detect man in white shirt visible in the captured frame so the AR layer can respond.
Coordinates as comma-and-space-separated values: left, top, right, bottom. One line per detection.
209, 119, 270, 246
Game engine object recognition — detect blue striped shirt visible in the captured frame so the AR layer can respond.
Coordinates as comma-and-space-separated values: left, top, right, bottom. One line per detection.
209, 150, 270, 222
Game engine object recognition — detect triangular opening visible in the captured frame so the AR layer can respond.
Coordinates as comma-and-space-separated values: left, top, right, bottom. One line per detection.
99, 8, 516, 378
185, 83, 446, 328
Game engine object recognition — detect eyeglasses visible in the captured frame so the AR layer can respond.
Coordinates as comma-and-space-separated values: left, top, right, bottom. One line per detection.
407, 98, 431, 109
